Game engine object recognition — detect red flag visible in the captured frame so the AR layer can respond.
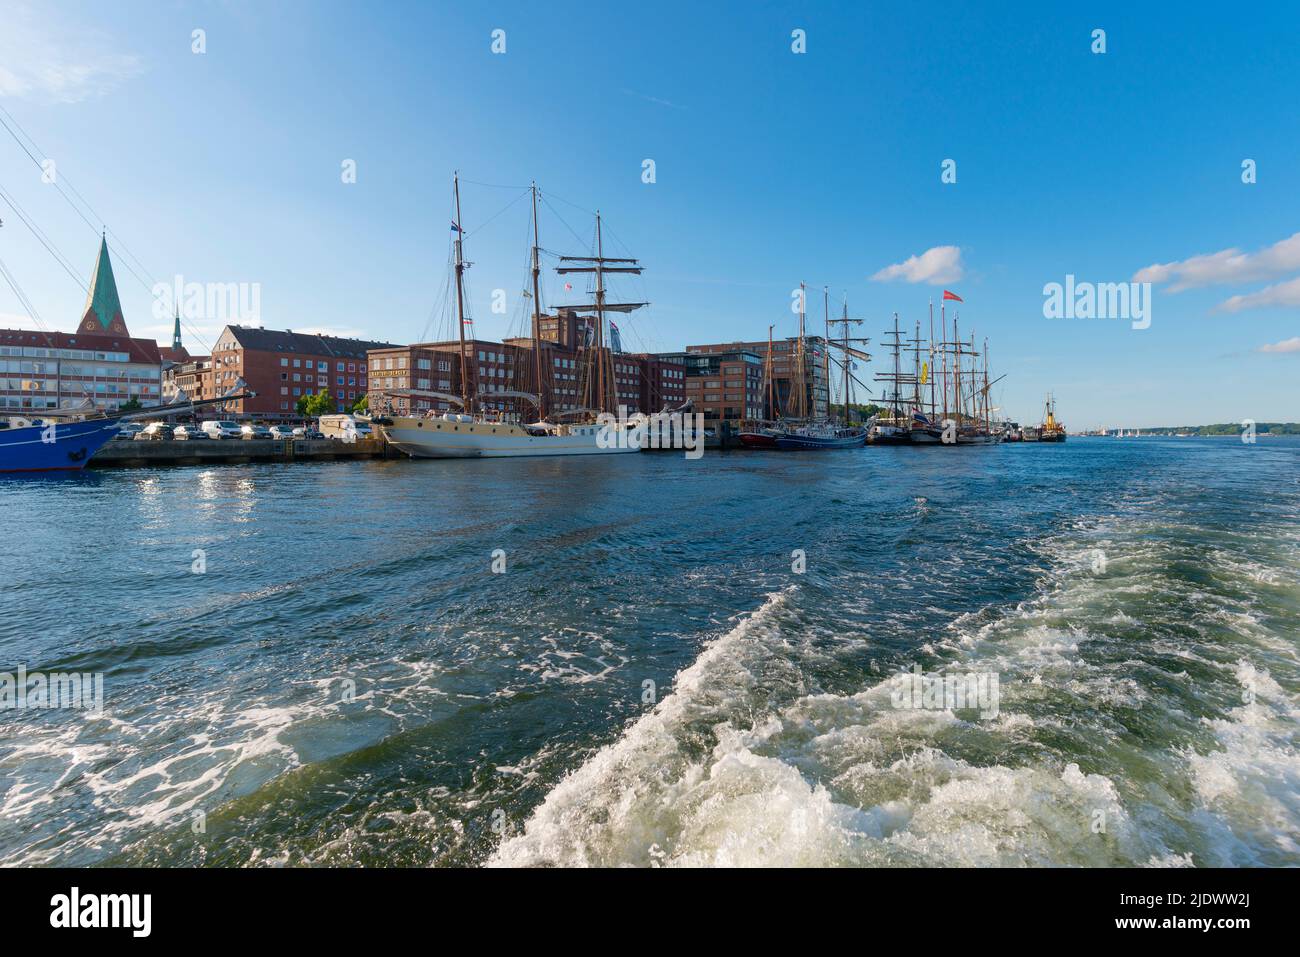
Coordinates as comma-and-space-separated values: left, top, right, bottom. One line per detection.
942, 290, 963, 302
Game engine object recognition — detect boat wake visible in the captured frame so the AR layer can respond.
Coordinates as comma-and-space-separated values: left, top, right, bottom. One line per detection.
493, 515, 1300, 867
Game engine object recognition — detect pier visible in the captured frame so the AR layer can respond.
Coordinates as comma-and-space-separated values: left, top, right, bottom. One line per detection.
89, 437, 396, 469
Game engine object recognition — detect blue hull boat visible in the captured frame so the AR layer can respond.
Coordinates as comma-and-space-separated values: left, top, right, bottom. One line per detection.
774, 428, 867, 450
0, 418, 122, 473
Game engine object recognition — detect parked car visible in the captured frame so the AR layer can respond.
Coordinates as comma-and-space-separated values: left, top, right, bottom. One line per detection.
293, 427, 325, 440
201, 420, 242, 440
240, 424, 273, 440
269, 425, 296, 440
116, 422, 145, 439
173, 425, 211, 441
134, 423, 174, 441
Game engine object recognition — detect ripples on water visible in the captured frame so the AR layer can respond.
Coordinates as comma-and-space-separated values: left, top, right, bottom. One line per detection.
0, 438, 1296, 866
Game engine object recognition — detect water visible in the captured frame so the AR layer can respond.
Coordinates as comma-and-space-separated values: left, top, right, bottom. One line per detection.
1, 437, 1297, 867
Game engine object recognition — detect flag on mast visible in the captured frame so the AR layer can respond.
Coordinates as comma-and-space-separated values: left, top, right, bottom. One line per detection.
942, 290, 962, 302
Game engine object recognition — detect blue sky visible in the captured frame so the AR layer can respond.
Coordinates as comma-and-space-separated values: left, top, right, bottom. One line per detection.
0, 0, 1297, 428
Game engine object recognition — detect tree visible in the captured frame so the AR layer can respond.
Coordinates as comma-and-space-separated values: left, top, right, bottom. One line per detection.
296, 390, 334, 418
349, 394, 368, 414
119, 398, 143, 412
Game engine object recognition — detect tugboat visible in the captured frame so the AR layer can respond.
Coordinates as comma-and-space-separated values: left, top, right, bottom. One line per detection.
1038, 394, 1066, 442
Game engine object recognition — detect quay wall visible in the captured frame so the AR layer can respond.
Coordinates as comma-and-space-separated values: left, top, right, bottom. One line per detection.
90, 437, 395, 469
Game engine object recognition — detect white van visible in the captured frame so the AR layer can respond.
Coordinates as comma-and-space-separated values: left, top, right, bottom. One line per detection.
317, 414, 370, 439
201, 420, 242, 440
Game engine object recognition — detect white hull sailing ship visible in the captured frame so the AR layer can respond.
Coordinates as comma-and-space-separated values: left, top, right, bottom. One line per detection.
382, 416, 639, 458
373, 175, 647, 459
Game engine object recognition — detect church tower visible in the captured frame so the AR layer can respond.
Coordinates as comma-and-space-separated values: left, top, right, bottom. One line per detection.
79, 235, 130, 336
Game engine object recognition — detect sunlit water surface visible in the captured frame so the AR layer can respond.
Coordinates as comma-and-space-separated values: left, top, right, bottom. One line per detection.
1, 437, 1297, 866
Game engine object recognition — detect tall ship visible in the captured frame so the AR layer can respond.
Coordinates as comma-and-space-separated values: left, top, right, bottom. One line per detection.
869, 312, 918, 445
764, 285, 868, 450
1037, 394, 1066, 442
910, 293, 1004, 445
373, 175, 647, 459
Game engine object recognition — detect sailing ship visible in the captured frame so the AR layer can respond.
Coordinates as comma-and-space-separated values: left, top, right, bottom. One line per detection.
765, 285, 867, 450
868, 313, 916, 445
909, 295, 1004, 445
1038, 394, 1066, 442
373, 175, 646, 459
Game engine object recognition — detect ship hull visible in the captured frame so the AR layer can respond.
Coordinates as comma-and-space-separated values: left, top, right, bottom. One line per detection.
867, 425, 911, 445
379, 417, 642, 459
0, 418, 121, 474
774, 431, 867, 450
738, 431, 779, 449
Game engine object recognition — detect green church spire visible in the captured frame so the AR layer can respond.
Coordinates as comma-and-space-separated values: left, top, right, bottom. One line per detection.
80, 235, 128, 335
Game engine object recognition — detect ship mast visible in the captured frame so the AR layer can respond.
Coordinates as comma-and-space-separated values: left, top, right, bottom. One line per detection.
953, 312, 962, 424
555, 214, 646, 419
940, 299, 949, 421
766, 323, 776, 420
823, 285, 831, 421
983, 337, 991, 434
595, 213, 607, 413
453, 172, 470, 413
826, 296, 869, 427
842, 298, 850, 423
794, 281, 807, 419
530, 183, 545, 420
928, 298, 937, 417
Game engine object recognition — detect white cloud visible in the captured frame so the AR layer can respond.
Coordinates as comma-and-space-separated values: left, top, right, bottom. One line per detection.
1216, 276, 1300, 313
1134, 232, 1300, 292
1258, 336, 1300, 354
0, 4, 143, 103
870, 246, 964, 285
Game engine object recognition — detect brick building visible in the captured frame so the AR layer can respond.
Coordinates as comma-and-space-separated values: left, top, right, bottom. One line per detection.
368, 323, 685, 420
207, 326, 396, 421
0, 239, 162, 413
686, 336, 830, 420
659, 348, 765, 424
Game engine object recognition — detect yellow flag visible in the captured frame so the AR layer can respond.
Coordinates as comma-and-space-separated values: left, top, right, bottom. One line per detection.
920, 362, 929, 385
